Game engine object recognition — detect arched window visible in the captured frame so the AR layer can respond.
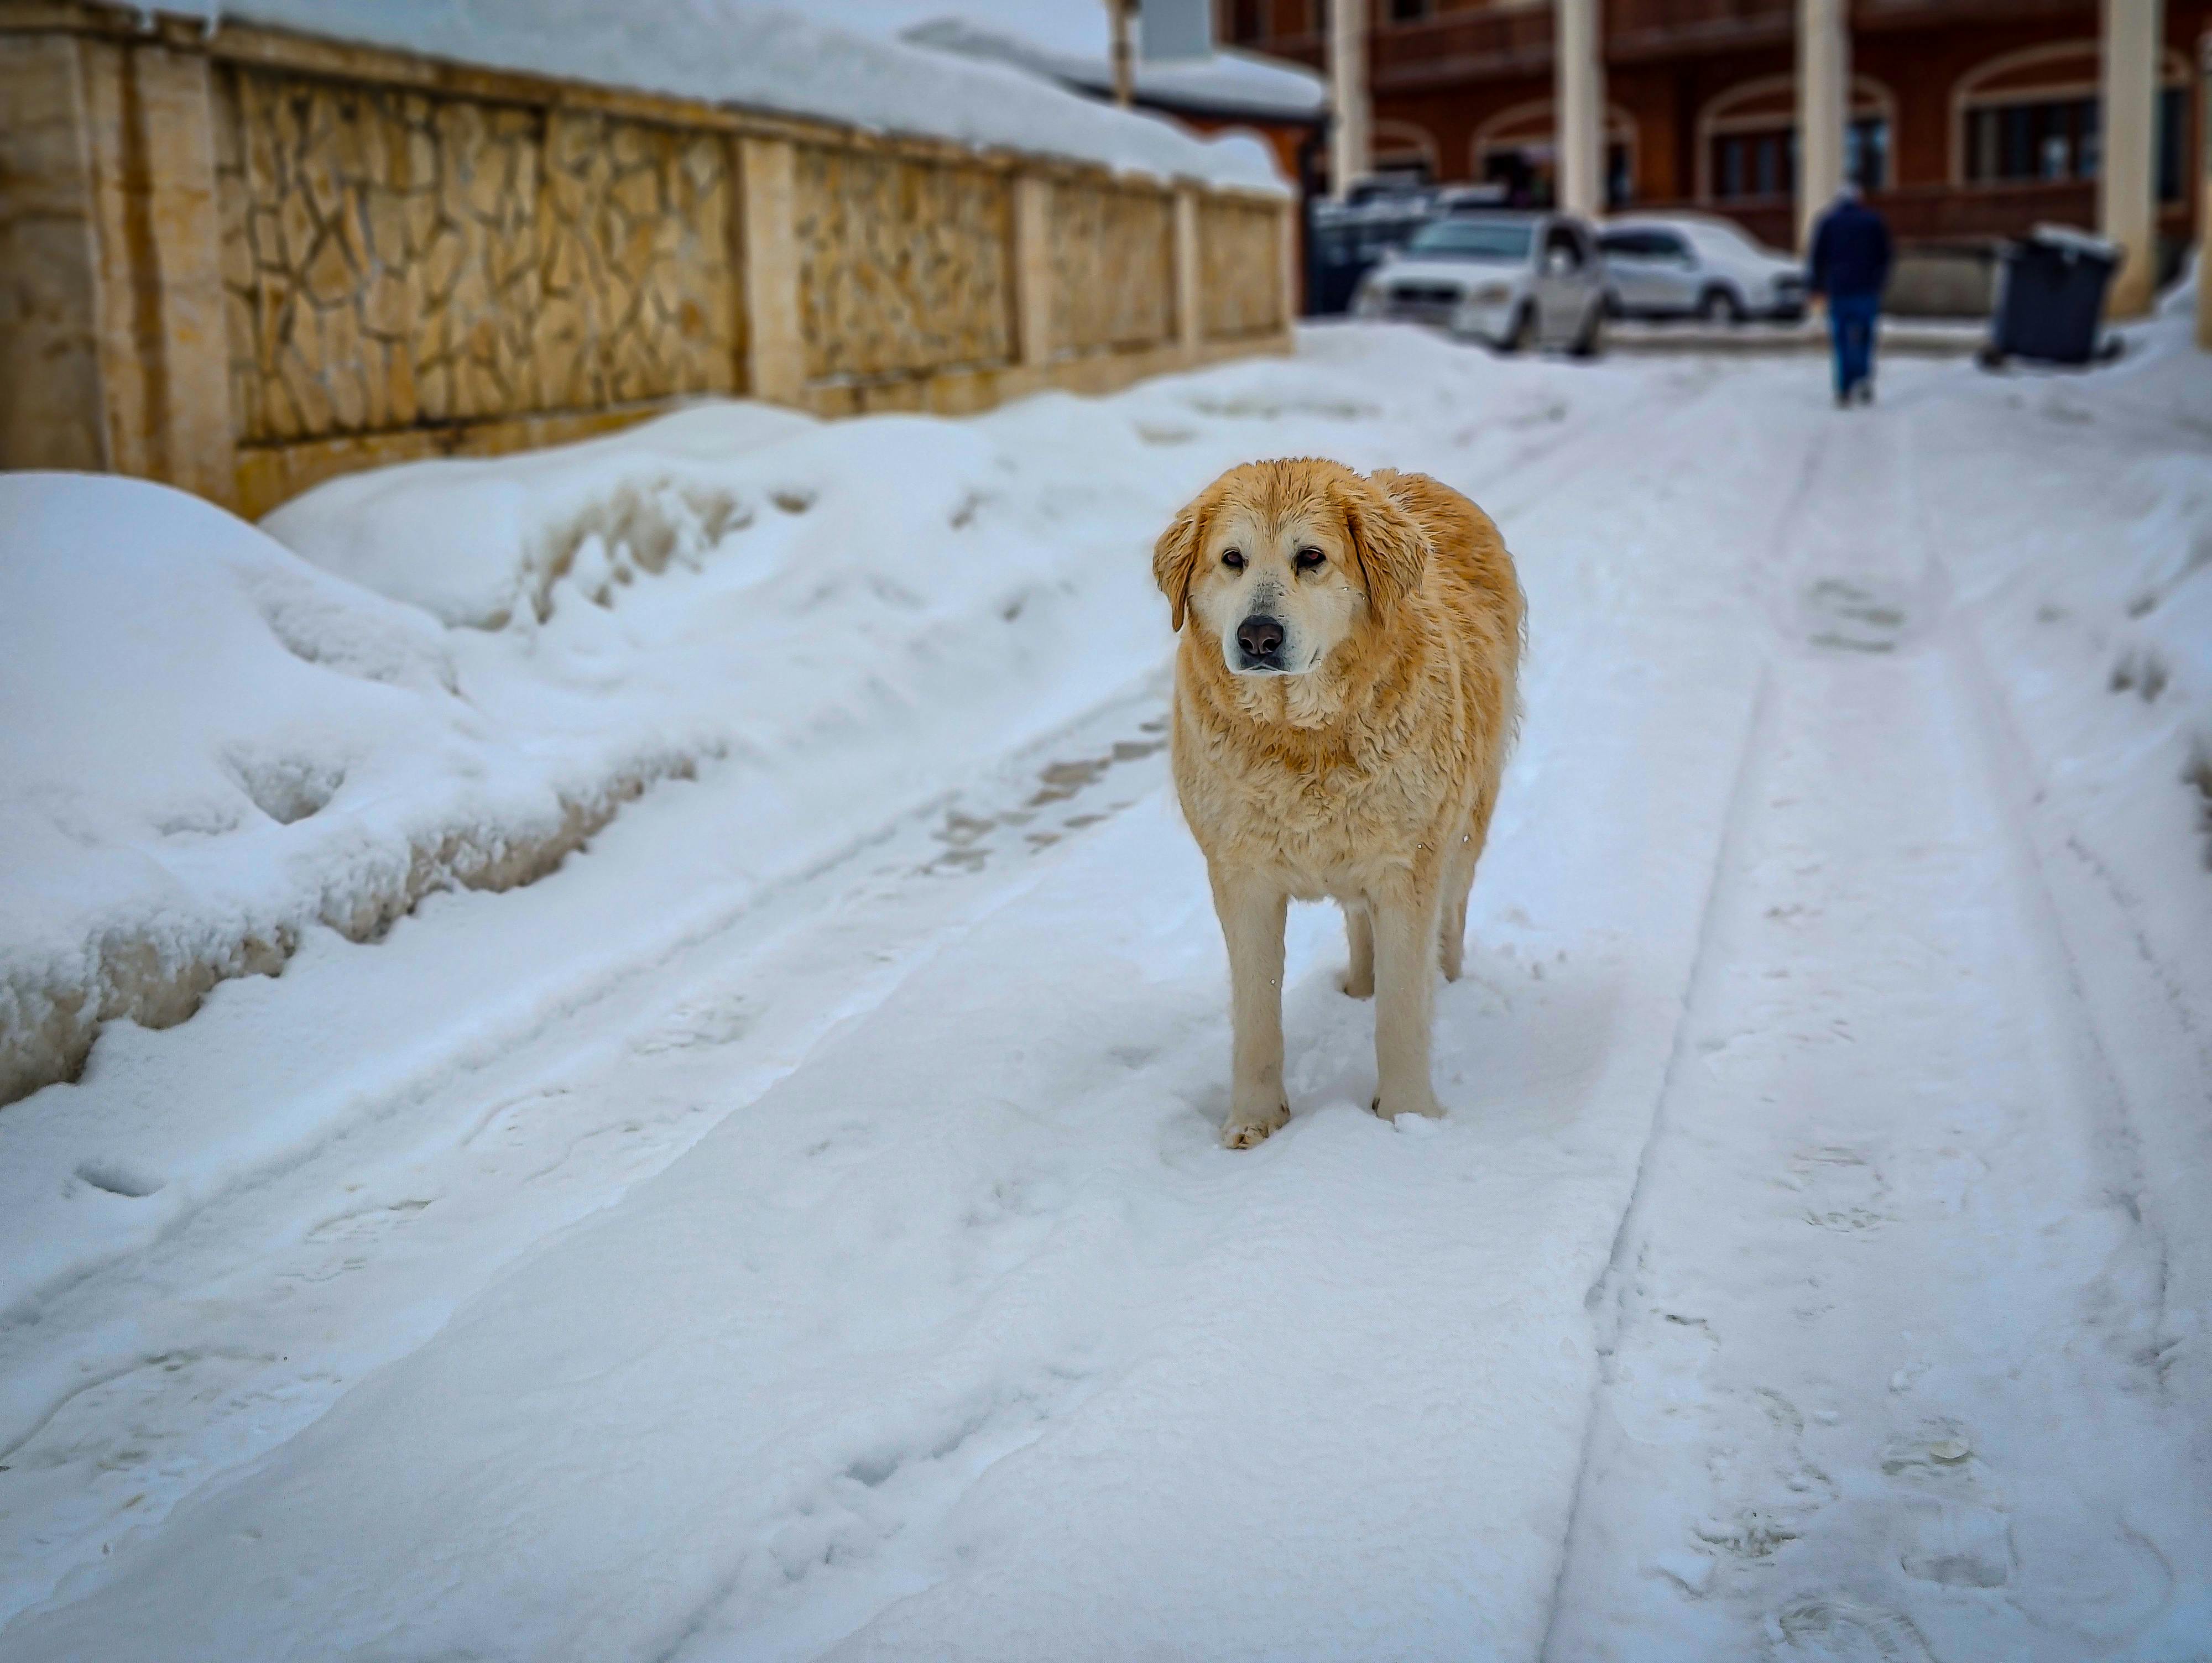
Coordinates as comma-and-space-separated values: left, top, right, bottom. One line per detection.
1372, 120, 1441, 185
1697, 76, 1896, 201
1472, 100, 1639, 207
1955, 43, 2191, 201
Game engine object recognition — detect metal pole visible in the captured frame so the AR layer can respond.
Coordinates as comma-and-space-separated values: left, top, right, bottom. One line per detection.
1110, 0, 1135, 108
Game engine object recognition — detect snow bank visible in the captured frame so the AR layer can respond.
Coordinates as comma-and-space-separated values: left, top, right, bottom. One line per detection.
220, 1, 1287, 192
902, 17, 1325, 119
261, 402, 818, 629
1935, 311, 2212, 955
0, 475, 700, 1105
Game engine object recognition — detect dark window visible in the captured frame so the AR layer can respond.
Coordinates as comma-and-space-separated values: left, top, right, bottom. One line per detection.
1607, 141, 1633, 208
2157, 85, 2186, 201
1846, 117, 1889, 190
1229, 0, 1268, 44
1712, 128, 1796, 200
1389, 0, 1431, 20
1965, 97, 2098, 184
1600, 230, 1685, 261
1543, 223, 1584, 270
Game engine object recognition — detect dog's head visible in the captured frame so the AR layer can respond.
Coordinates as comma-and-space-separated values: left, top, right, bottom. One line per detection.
1152, 458, 1427, 678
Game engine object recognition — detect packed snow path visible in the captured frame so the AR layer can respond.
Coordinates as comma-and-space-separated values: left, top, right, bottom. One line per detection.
2, 328, 2206, 1661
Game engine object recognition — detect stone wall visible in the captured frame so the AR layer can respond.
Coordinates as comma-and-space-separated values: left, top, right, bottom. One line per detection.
793, 144, 1014, 383
1050, 181, 1178, 356
216, 71, 742, 444
1200, 197, 1289, 341
0, 4, 1294, 519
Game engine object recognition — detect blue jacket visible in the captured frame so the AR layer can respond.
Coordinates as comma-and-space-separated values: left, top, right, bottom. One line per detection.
1808, 198, 1892, 299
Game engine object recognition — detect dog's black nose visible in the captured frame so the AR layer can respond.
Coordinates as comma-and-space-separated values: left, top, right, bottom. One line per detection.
1237, 615, 1285, 660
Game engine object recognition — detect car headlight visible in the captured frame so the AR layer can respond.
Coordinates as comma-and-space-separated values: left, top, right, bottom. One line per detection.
1470, 284, 1512, 306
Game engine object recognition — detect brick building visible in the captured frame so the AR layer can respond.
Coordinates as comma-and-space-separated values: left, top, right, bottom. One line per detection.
1232, 0, 2206, 301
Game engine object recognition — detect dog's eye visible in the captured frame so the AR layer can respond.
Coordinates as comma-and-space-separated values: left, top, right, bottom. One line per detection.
1295, 547, 1326, 572
1221, 548, 1245, 571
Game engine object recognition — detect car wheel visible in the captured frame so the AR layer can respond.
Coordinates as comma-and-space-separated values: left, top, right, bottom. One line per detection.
1570, 302, 1605, 359
1495, 304, 1536, 355
1697, 286, 1746, 326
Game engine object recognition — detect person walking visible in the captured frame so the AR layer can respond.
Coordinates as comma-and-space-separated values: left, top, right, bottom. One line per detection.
1807, 182, 1893, 407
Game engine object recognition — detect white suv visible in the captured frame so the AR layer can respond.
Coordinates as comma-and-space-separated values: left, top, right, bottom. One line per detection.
1354, 212, 1607, 355
1598, 214, 1807, 323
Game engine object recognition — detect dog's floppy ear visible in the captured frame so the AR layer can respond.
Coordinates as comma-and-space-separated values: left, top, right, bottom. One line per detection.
1341, 479, 1428, 614
1152, 498, 1209, 633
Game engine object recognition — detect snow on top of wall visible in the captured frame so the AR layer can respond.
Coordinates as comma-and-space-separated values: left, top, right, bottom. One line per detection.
901, 16, 1326, 119
216, 0, 1289, 191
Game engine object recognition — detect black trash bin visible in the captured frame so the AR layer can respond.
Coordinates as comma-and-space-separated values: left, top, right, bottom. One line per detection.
1983, 225, 2119, 368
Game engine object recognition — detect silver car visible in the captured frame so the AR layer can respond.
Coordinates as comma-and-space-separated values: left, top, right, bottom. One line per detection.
1354, 212, 1607, 355
1597, 215, 1807, 323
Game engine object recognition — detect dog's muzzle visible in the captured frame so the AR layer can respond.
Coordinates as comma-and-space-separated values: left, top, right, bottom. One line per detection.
1234, 614, 1287, 673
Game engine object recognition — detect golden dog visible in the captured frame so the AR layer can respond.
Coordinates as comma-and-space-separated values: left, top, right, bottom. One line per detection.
1152, 458, 1524, 1148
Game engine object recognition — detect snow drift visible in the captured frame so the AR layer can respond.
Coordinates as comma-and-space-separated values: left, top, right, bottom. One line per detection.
0, 475, 700, 1105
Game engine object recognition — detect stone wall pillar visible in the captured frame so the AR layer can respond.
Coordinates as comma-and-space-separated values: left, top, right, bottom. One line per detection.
1014, 174, 1055, 368
11, 35, 237, 502
1175, 186, 1203, 358
1554, 0, 1605, 218
2100, 0, 2165, 317
1328, 0, 1369, 197
738, 135, 805, 403
0, 33, 107, 473
1796, 0, 1849, 251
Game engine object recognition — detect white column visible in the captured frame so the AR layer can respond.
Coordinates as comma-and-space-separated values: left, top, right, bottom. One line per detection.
1796, 0, 1849, 251
1329, 0, 1369, 199
1554, 0, 1605, 217
2100, 0, 2164, 317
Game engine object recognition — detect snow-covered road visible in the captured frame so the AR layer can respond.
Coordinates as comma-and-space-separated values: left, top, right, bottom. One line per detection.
2, 319, 2207, 1661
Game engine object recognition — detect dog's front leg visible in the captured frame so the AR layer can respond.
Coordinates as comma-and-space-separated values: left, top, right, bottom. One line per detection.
1371, 886, 1444, 1121
1213, 871, 1290, 1148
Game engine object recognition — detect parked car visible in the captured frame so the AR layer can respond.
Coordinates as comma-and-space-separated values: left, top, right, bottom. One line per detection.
1353, 212, 1606, 354
1597, 214, 1806, 322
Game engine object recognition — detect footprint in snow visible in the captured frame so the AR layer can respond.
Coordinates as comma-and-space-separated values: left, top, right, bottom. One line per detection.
1768, 1595, 1936, 1662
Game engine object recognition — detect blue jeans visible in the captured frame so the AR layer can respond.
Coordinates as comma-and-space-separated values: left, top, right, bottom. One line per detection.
1828, 291, 1880, 398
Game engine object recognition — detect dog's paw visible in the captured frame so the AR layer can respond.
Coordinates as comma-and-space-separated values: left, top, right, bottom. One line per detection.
1222, 1100, 1290, 1149
1339, 968, 1374, 999
1372, 1091, 1444, 1123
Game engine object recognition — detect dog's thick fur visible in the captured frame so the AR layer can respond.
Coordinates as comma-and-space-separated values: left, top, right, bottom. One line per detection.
1153, 458, 1524, 1148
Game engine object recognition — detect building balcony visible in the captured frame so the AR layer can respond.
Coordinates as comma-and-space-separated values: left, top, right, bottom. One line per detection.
1262, 0, 2104, 81
1651, 179, 2124, 252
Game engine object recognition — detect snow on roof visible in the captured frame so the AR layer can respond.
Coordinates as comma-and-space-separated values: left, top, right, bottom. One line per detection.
217, 1, 1287, 192
901, 15, 1326, 121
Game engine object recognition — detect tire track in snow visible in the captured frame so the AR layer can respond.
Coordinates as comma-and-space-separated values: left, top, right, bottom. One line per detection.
1538, 395, 2211, 1660
0, 687, 1177, 1629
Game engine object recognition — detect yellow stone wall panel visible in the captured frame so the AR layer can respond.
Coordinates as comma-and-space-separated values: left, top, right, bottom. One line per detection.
1048, 181, 1176, 355
793, 144, 1015, 382
218, 69, 740, 446
1200, 197, 1286, 341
